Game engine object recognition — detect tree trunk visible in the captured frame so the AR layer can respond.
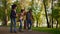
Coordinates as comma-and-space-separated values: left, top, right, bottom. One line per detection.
2, 0, 8, 26
52, 18, 53, 28
32, 21, 34, 27
4, 9, 8, 26
56, 19, 58, 28
51, 0, 53, 28
36, 19, 38, 27
43, 1, 50, 28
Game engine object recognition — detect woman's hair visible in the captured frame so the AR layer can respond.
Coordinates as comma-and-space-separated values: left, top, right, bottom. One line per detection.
12, 4, 17, 9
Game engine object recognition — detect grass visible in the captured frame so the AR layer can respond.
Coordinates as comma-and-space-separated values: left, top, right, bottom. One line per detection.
32, 27, 60, 34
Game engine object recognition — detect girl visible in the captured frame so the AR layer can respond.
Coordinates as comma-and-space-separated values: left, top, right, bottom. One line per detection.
19, 9, 25, 32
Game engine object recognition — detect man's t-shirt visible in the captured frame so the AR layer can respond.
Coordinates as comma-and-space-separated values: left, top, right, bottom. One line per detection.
26, 12, 31, 20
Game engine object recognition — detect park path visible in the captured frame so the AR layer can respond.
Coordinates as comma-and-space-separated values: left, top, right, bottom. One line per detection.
0, 26, 51, 34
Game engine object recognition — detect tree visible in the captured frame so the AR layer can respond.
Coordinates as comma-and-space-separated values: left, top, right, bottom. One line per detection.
31, 0, 41, 27
43, 0, 50, 28
1, 0, 7, 26
53, 9, 59, 28
2, 0, 12, 26
51, 0, 54, 28
52, 0, 60, 28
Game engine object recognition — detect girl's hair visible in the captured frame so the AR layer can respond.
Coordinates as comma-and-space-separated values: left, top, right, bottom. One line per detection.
12, 4, 17, 9
21, 9, 25, 13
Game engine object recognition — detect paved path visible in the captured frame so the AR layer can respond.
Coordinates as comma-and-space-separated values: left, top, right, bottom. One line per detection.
0, 27, 51, 34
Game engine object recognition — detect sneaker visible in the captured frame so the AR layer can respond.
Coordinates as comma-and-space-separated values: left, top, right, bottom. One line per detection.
10, 31, 13, 33
14, 31, 17, 33
28, 29, 32, 31
19, 29, 24, 32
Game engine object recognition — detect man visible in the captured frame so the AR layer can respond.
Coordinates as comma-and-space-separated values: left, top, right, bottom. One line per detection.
10, 4, 17, 33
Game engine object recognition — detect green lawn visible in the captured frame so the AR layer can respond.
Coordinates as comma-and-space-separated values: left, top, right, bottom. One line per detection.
32, 27, 60, 34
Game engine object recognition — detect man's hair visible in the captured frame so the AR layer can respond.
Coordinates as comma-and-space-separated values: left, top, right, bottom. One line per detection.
29, 9, 32, 12
12, 4, 17, 9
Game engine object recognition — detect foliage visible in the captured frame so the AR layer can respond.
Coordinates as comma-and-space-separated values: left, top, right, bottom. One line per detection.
32, 27, 60, 34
